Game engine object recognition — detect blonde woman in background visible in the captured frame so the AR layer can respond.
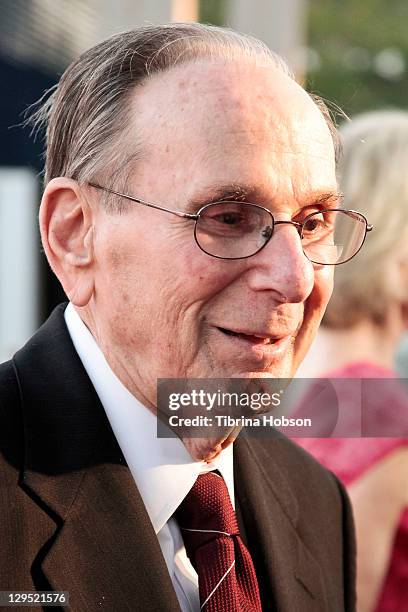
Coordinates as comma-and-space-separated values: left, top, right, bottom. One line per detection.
296, 110, 408, 612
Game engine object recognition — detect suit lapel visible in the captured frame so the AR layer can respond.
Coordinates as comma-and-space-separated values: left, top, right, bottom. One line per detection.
234, 434, 328, 610
13, 305, 180, 611
40, 457, 181, 611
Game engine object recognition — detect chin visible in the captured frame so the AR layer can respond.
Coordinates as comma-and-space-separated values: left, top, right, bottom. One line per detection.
221, 354, 295, 380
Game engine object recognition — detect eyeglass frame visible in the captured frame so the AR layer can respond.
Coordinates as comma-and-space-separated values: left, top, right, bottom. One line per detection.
88, 182, 373, 265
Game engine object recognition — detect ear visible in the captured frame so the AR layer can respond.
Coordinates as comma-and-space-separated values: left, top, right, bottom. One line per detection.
39, 177, 96, 307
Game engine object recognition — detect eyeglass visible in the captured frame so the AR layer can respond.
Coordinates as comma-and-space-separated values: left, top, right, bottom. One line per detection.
88, 183, 373, 265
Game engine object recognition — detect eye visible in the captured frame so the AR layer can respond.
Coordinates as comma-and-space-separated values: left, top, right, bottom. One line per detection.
301, 210, 336, 241
195, 201, 273, 258
210, 211, 246, 226
303, 215, 325, 233
201, 202, 265, 236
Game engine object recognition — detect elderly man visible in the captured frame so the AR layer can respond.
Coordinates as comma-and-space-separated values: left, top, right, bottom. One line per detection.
0, 23, 370, 611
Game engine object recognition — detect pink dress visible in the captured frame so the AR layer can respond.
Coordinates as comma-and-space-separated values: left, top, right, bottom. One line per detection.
294, 362, 408, 611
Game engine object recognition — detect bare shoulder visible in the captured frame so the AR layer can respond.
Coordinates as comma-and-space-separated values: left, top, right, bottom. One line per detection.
348, 445, 408, 511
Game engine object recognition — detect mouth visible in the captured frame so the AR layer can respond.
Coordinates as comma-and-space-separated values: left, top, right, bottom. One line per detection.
216, 326, 288, 346
213, 324, 298, 372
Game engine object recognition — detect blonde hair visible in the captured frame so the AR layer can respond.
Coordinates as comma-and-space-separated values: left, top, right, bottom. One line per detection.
323, 110, 408, 328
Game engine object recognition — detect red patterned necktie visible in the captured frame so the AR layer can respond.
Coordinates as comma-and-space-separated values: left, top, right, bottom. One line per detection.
175, 471, 262, 611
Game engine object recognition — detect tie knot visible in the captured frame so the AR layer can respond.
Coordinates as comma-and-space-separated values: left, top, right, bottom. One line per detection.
176, 472, 239, 541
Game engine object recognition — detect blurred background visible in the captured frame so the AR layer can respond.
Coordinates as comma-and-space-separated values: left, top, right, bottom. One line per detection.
1, 0, 408, 363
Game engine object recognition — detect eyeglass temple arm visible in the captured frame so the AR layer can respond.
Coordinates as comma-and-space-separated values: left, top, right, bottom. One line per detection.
88, 183, 199, 220
89, 185, 374, 233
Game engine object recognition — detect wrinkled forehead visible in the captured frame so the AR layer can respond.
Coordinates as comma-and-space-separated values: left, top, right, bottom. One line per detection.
132, 60, 333, 155
126, 61, 336, 209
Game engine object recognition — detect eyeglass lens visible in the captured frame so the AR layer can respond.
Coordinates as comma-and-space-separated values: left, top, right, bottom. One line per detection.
194, 202, 367, 264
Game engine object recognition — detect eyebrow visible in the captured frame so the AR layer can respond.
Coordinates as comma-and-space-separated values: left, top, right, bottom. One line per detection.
185, 185, 253, 212
310, 191, 344, 208
185, 184, 344, 213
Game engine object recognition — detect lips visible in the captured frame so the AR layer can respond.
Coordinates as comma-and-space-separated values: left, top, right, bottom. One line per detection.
217, 327, 284, 345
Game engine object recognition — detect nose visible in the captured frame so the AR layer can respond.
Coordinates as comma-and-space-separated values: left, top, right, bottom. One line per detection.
247, 223, 315, 303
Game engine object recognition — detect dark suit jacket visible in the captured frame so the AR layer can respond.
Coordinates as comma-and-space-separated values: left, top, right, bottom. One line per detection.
0, 304, 355, 611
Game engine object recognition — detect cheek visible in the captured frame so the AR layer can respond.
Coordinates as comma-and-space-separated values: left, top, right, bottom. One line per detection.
94, 233, 158, 343
153, 246, 239, 338
182, 242, 242, 298
95, 219, 243, 364
305, 266, 334, 328
98, 238, 231, 341
314, 265, 335, 311
294, 266, 334, 365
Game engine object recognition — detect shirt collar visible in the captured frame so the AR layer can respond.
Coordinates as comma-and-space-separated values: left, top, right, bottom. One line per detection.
64, 303, 234, 533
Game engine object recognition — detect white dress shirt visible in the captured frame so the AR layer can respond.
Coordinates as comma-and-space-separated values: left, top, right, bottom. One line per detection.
64, 303, 235, 612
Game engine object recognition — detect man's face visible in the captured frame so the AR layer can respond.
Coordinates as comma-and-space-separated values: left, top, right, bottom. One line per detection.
88, 61, 337, 407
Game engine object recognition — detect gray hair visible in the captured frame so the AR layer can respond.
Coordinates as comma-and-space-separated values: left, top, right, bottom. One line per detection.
323, 109, 408, 328
29, 22, 340, 205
